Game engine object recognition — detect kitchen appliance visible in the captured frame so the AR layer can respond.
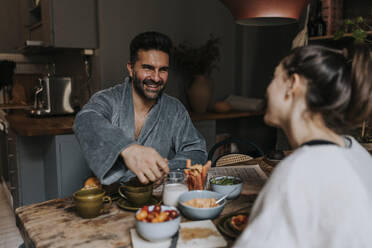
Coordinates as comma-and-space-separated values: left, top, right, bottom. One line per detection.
30, 76, 75, 116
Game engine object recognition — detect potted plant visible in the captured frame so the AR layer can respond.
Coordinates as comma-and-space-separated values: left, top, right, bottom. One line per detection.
172, 35, 221, 113
333, 16, 372, 44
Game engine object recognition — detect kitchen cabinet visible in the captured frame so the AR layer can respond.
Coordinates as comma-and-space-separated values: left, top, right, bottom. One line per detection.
0, 128, 7, 181
3, 128, 91, 208
44, 134, 92, 200
0, 0, 22, 51
20, 0, 98, 49
6, 129, 45, 208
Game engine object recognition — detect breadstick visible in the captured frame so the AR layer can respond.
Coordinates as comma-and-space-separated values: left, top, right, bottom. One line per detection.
186, 159, 191, 169
201, 160, 212, 186
196, 173, 203, 190
189, 174, 197, 190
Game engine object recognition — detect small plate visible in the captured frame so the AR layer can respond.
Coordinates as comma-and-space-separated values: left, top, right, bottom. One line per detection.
116, 196, 161, 211
217, 212, 250, 239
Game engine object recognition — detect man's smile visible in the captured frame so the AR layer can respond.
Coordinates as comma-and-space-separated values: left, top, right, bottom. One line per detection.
143, 79, 163, 91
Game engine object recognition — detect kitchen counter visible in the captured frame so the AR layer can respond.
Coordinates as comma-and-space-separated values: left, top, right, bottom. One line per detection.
2, 113, 91, 208
190, 110, 263, 121
6, 111, 75, 136
5, 110, 264, 137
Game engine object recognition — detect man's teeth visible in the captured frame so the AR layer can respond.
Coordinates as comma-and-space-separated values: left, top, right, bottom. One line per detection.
145, 84, 160, 88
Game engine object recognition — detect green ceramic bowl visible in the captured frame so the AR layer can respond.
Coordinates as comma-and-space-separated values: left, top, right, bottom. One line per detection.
118, 177, 153, 207
73, 188, 112, 218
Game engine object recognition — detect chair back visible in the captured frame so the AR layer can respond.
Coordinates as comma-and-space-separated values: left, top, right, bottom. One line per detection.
208, 137, 264, 167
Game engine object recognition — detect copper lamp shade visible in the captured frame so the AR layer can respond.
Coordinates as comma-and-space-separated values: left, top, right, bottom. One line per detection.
219, 0, 310, 26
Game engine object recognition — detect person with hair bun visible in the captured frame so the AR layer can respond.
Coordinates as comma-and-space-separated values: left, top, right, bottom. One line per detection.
234, 45, 372, 248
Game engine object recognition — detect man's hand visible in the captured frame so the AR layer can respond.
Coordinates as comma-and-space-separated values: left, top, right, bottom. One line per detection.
120, 144, 169, 184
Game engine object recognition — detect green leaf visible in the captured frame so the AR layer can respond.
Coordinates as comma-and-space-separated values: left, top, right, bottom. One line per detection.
333, 30, 345, 40
345, 19, 353, 25
356, 16, 364, 24
352, 29, 367, 43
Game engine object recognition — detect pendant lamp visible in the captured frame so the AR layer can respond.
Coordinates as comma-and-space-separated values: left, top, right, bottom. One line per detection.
219, 0, 310, 26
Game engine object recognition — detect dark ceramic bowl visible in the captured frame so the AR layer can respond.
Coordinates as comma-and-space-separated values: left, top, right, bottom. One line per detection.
118, 177, 153, 207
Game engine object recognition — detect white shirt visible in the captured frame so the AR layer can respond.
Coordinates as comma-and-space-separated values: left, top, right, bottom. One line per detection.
234, 136, 372, 248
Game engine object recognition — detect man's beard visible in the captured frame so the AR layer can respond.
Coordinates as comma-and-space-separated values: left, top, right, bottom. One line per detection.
132, 72, 165, 101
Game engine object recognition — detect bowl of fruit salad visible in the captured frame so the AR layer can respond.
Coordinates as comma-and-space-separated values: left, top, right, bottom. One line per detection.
135, 205, 180, 241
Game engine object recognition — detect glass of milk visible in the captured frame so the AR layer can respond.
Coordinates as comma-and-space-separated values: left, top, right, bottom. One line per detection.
163, 171, 189, 207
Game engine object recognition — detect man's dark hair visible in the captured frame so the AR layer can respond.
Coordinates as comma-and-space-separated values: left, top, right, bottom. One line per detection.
129, 31, 172, 66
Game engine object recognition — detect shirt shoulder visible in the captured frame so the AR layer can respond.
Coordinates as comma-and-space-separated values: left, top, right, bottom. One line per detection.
270, 143, 372, 194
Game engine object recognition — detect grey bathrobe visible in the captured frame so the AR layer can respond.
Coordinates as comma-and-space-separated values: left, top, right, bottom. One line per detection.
73, 78, 207, 185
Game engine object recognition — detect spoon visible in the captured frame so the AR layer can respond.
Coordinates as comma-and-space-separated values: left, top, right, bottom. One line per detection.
216, 187, 239, 204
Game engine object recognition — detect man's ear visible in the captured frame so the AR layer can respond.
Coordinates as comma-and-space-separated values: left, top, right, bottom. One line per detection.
126, 62, 133, 78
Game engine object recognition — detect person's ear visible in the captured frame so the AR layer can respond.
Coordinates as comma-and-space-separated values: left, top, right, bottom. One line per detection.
126, 62, 133, 78
286, 73, 304, 98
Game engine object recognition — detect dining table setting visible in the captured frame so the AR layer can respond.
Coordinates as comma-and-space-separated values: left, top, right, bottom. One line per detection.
15, 157, 277, 248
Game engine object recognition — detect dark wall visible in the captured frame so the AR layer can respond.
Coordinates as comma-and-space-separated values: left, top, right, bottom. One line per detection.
235, 24, 298, 98
96, 0, 236, 105
93, 0, 302, 154
343, 0, 372, 20
0, 0, 21, 52
218, 24, 298, 153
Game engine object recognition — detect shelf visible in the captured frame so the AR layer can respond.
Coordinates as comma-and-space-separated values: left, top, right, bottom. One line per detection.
190, 110, 264, 121
0, 104, 32, 110
309, 31, 372, 41
27, 22, 42, 30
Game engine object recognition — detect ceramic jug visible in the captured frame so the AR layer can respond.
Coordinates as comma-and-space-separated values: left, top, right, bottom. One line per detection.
188, 75, 213, 113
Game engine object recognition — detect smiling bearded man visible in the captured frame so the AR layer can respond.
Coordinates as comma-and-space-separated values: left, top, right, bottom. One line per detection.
73, 31, 207, 186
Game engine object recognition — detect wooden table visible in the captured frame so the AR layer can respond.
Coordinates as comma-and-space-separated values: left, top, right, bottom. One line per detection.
15, 194, 256, 248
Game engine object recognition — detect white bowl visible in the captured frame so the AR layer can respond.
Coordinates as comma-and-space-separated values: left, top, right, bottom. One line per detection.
135, 205, 180, 241
178, 190, 226, 220
210, 176, 243, 200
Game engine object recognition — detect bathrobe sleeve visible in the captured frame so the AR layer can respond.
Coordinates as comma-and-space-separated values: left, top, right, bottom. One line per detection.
168, 105, 207, 170
73, 85, 136, 185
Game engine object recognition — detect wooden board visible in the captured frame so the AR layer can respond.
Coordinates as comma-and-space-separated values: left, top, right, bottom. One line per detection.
131, 220, 227, 248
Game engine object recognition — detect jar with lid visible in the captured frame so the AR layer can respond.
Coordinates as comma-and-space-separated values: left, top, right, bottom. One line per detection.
163, 171, 188, 207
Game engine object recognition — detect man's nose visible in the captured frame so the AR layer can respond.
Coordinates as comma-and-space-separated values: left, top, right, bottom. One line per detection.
151, 70, 161, 82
